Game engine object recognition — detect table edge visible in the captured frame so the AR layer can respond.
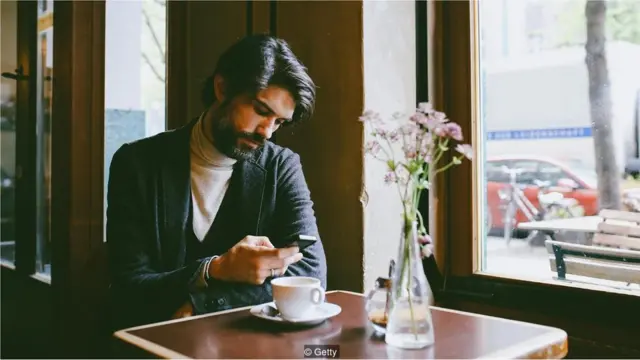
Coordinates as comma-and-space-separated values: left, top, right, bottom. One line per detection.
516, 216, 601, 232
114, 330, 191, 359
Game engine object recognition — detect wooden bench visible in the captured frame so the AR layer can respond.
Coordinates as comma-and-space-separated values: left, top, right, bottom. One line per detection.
592, 209, 640, 251
545, 240, 640, 284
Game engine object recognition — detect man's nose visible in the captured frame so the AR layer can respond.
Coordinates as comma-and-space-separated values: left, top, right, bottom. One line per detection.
257, 117, 277, 139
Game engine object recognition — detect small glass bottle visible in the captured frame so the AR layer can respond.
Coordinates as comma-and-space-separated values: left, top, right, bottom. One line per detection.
365, 276, 391, 334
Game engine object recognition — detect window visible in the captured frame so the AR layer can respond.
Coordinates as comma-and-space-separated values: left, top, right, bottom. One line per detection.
476, 0, 640, 292
537, 161, 574, 186
104, 0, 167, 234
485, 160, 511, 182
0, 0, 53, 277
35, 0, 53, 276
1, 0, 18, 265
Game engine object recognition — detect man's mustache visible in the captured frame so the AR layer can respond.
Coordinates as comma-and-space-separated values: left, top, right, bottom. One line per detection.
238, 132, 266, 145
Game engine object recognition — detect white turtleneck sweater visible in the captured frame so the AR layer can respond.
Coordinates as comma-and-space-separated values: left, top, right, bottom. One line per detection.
189, 115, 237, 241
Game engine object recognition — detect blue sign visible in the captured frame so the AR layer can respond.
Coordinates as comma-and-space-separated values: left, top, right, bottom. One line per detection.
487, 127, 592, 141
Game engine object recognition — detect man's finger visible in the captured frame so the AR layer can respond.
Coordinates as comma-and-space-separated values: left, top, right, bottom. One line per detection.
243, 236, 274, 248
254, 237, 274, 248
262, 252, 303, 269
253, 245, 299, 259
287, 252, 303, 265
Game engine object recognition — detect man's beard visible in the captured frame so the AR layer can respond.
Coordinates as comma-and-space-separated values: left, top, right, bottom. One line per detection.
211, 112, 266, 160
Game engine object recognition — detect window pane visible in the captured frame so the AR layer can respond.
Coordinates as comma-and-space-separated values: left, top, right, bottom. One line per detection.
104, 0, 167, 237
35, 0, 53, 276
478, 0, 640, 292
0, 0, 18, 265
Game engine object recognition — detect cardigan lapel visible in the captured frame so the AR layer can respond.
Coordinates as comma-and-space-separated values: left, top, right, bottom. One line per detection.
231, 158, 267, 236
161, 119, 196, 269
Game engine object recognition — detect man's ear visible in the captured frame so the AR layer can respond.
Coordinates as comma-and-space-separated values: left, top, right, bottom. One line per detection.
213, 74, 226, 103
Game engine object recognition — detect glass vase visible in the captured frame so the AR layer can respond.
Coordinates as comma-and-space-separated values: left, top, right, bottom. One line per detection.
385, 219, 435, 349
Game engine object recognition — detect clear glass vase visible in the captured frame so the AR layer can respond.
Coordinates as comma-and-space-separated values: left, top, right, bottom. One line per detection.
385, 219, 435, 349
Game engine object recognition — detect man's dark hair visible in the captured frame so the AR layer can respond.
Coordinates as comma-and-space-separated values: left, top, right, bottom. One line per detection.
201, 34, 316, 125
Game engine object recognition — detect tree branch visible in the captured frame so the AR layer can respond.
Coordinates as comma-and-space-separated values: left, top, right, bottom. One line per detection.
142, 7, 166, 64
143, 52, 165, 83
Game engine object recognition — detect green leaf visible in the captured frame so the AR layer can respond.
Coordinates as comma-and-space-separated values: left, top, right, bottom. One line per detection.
387, 160, 396, 171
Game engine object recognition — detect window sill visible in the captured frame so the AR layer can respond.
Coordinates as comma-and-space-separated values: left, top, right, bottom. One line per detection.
474, 271, 640, 298
438, 273, 639, 329
1, 261, 52, 285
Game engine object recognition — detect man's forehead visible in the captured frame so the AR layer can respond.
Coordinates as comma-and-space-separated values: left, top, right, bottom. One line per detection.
255, 86, 295, 119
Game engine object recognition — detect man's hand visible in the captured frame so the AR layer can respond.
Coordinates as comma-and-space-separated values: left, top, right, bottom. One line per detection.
209, 236, 303, 285
172, 301, 193, 319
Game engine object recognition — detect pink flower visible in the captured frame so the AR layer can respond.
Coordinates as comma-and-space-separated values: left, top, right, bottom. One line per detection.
374, 128, 387, 137
421, 244, 433, 258
359, 110, 383, 124
418, 102, 434, 114
445, 123, 463, 141
359, 110, 376, 122
433, 126, 447, 137
388, 130, 400, 142
384, 172, 397, 184
418, 233, 432, 244
403, 144, 417, 159
455, 144, 473, 159
401, 123, 418, 135
432, 111, 447, 122
410, 112, 429, 126
365, 141, 382, 155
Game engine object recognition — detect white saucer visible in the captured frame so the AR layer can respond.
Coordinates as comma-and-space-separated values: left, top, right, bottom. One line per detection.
249, 302, 342, 326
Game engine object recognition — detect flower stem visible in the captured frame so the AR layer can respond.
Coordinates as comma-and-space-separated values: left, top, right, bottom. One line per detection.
402, 217, 419, 340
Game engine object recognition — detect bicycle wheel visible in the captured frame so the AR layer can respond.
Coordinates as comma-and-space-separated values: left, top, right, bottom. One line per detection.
503, 200, 517, 245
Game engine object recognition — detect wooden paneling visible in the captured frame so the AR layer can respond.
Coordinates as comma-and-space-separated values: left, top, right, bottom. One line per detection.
276, 1, 365, 292
167, 1, 189, 130
251, 0, 271, 35
185, 1, 247, 120
51, 1, 108, 357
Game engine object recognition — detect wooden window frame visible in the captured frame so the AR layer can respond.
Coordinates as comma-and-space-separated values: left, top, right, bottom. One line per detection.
428, 0, 639, 336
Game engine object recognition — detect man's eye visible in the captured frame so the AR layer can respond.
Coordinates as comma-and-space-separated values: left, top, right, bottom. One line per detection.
255, 107, 270, 116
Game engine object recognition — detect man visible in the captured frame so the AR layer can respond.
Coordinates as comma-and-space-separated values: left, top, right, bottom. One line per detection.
106, 34, 327, 330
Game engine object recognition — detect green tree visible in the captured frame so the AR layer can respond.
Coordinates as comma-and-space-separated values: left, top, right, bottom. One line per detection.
556, 0, 640, 47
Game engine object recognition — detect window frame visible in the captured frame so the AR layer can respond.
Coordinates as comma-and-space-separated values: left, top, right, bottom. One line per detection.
429, 0, 639, 331
1, 0, 45, 280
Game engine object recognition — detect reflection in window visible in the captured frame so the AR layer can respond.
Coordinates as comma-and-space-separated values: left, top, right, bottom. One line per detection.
36, 0, 53, 276
0, 0, 18, 265
104, 0, 166, 238
478, 0, 640, 292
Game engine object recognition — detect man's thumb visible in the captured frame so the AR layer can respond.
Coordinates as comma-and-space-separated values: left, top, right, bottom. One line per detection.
249, 236, 274, 248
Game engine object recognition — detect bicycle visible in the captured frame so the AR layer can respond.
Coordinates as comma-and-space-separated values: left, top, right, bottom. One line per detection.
498, 166, 584, 246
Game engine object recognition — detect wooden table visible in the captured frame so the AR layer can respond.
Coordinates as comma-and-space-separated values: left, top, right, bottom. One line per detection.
517, 216, 603, 233
114, 291, 568, 359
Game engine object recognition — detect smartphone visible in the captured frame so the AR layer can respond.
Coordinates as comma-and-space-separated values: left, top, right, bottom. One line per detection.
283, 234, 318, 251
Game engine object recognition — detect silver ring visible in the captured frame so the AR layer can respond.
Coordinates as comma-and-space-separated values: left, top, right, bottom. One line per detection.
271, 268, 276, 277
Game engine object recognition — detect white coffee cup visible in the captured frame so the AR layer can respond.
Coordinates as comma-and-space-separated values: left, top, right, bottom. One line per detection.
271, 276, 325, 320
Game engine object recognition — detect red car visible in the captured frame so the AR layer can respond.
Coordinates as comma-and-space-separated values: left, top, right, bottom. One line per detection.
485, 155, 599, 232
